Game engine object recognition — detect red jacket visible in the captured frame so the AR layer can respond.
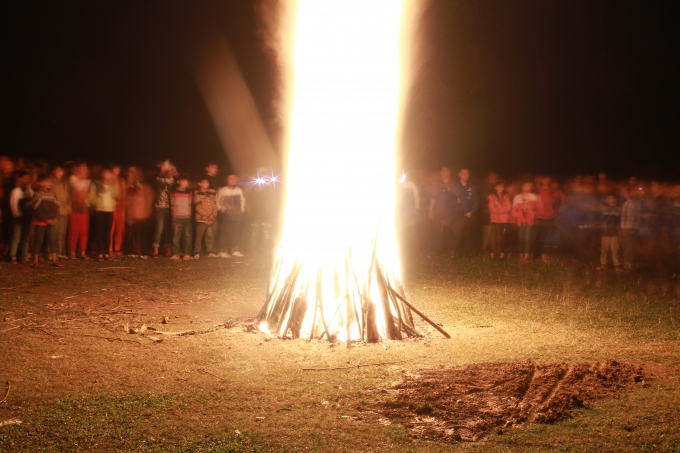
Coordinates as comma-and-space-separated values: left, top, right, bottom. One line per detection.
488, 193, 512, 223
512, 193, 541, 226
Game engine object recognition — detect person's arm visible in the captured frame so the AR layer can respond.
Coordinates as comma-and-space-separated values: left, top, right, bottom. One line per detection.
9, 188, 21, 217
240, 189, 246, 214
469, 186, 479, 215
428, 198, 435, 219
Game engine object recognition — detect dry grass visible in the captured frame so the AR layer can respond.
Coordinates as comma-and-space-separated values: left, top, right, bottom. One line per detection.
1, 254, 679, 452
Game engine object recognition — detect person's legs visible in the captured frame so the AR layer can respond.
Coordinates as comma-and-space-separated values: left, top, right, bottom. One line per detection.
610, 236, 620, 268
623, 230, 635, 269
55, 214, 68, 256
204, 224, 214, 254
488, 223, 499, 256
110, 207, 125, 253
181, 218, 192, 256
18, 219, 31, 260
10, 218, 22, 260
451, 218, 464, 257
194, 223, 207, 255
33, 225, 46, 258
600, 235, 609, 266
93, 212, 104, 256
172, 218, 182, 256
153, 208, 168, 250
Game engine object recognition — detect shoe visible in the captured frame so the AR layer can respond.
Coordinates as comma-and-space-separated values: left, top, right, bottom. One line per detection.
231, 251, 244, 257
169, 254, 180, 260
218, 252, 231, 259
105, 254, 115, 261
140, 255, 149, 260
193, 254, 201, 259
58, 255, 69, 260
10, 258, 17, 265
128, 254, 138, 259
51, 261, 62, 268
97, 254, 104, 262
183, 255, 192, 261
207, 253, 218, 258
615, 266, 625, 273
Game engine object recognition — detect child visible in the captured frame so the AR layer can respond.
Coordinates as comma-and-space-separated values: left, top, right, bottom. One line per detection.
512, 181, 541, 263
68, 162, 91, 260
170, 175, 192, 260
487, 180, 512, 260
216, 174, 245, 258
50, 166, 70, 259
598, 194, 623, 272
193, 177, 218, 259
109, 164, 126, 256
152, 160, 177, 258
9, 171, 34, 263
89, 167, 119, 261
28, 174, 61, 268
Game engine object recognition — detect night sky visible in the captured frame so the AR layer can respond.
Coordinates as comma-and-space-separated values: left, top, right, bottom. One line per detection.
4, 0, 679, 179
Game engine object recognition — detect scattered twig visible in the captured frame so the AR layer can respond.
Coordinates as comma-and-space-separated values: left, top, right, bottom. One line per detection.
303, 357, 419, 371
0, 326, 21, 334
79, 334, 145, 346
153, 323, 232, 337
196, 368, 228, 381
98, 267, 133, 270
27, 327, 62, 338
0, 381, 10, 404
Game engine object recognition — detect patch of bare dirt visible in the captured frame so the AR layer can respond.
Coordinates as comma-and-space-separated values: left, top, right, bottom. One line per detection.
373, 360, 647, 442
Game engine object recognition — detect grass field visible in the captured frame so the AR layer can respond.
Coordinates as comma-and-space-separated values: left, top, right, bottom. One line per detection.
1, 254, 679, 452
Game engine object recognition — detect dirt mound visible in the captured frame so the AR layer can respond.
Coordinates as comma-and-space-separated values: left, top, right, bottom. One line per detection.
373, 360, 645, 442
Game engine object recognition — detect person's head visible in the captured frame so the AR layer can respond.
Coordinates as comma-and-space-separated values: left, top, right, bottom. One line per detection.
605, 194, 617, 206
226, 174, 239, 187
629, 176, 637, 186
177, 176, 189, 189
36, 173, 52, 190
198, 177, 210, 191
0, 156, 14, 178
486, 172, 498, 185
494, 180, 505, 195
16, 170, 31, 187
205, 164, 218, 176
101, 167, 113, 182
598, 172, 607, 182
650, 181, 662, 196
75, 162, 89, 179
111, 165, 121, 177
458, 168, 470, 183
440, 166, 451, 181
157, 160, 174, 174
125, 167, 138, 184
52, 165, 64, 180
521, 181, 533, 194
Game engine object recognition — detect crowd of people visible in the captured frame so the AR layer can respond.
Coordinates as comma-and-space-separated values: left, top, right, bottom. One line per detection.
0, 156, 279, 267
397, 167, 680, 278
2, 155, 679, 278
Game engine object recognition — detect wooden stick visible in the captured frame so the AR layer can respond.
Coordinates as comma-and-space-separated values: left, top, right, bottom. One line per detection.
0, 381, 10, 403
386, 285, 451, 339
80, 334, 145, 345
303, 358, 418, 371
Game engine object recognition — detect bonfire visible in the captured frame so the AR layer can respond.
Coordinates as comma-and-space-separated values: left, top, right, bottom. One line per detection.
258, 0, 448, 344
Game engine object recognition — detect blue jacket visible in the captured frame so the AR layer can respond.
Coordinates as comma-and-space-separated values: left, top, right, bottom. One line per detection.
452, 182, 479, 217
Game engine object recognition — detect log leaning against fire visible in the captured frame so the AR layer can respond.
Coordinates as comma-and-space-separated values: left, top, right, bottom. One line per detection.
258, 250, 450, 343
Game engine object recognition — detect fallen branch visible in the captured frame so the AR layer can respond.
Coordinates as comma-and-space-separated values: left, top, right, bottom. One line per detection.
196, 368, 229, 381
303, 358, 418, 371
0, 381, 10, 403
80, 334, 145, 345
386, 285, 451, 339
153, 323, 232, 337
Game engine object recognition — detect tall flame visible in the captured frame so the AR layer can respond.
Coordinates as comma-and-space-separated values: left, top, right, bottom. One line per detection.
260, 0, 418, 342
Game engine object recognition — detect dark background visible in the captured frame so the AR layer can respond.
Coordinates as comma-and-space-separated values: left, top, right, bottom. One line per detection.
4, 0, 678, 179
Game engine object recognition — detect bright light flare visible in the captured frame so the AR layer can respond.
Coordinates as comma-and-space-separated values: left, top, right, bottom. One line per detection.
259, 0, 419, 343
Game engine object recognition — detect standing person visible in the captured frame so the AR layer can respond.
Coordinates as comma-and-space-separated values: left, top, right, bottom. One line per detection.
427, 166, 456, 255
193, 177, 218, 259
451, 168, 479, 258
152, 160, 177, 258
216, 174, 245, 258
487, 181, 512, 260
89, 167, 119, 261
169, 176, 193, 260
8, 171, 33, 263
480, 172, 498, 252
109, 165, 125, 256
204, 163, 220, 191
512, 181, 541, 263
621, 186, 642, 272
123, 167, 153, 258
597, 194, 623, 272
68, 162, 91, 260
50, 165, 70, 259
535, 177, 558, 262
28, 174, 61, 268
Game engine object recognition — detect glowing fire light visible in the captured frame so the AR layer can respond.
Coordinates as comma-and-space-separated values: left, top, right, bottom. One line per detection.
259, 0, 433, 343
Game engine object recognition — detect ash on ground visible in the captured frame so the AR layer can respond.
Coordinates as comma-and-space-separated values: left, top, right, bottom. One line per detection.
372, 360, 645, 442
